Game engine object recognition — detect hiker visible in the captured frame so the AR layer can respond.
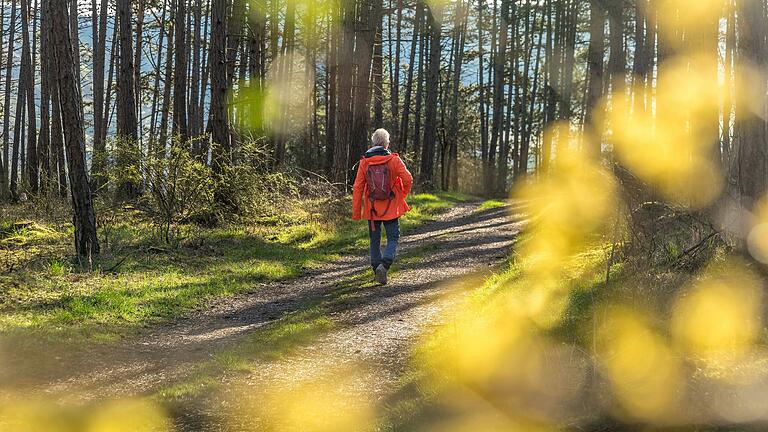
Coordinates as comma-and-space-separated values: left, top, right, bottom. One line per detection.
352, 128, 413, 285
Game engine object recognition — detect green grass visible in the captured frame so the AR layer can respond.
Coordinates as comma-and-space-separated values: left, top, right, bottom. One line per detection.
476, 199, 507, 211
0, 192, 473, 340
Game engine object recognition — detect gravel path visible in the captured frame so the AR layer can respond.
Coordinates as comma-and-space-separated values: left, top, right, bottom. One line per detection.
1, 201, 522, 424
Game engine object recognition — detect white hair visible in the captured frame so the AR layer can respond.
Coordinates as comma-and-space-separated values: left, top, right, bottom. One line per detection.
371, 128, 390, 148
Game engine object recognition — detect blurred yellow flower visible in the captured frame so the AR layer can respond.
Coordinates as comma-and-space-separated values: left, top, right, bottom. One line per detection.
672, 265, 763, 364
595, 306, 684, 422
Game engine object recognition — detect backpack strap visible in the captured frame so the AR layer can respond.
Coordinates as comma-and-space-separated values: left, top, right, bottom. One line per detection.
371, 190, 395, 229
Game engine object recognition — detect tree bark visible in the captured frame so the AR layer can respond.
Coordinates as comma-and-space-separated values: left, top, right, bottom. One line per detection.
52, 0, 100, 260
190, 0, 204, 154
734, 0, 767, 210
389, 0, 402, 144
607, 0, 625, 90
419, 2, 443, 188
447, 0, 467, 191
325, 8, 338, 175
373, 22, 384, 127
173, 0, 189, 142
722, 0, 735, 167
116, 0, 140, 199
159, 4, 176, 158
39, 0, 52, 192
134, 0, 146, 145
584, 0, 605, 158
399, 0, 422, 153
91, 0, 109, 191
488, 0, 509, 191
21, 0, 38, 194
332, 0, 355, 184
350, 0, 384, 169
478, 0, 488, 185
210, 0, 231, 173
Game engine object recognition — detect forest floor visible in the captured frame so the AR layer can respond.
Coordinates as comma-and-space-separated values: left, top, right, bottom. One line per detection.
0, 199, 524, 430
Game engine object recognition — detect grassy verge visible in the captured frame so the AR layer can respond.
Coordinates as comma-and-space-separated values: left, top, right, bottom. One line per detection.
0, 191, 475, 340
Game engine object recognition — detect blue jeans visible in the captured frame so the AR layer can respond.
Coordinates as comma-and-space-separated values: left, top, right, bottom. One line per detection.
369, 218, 400, 270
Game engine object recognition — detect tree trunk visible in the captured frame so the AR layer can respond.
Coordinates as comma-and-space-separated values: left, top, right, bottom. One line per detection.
149, 0, 169, 155
419, 2, 442, 188
541, 0, 557, 173
159, 5, 176, 158
412, 17, 427, 162
199, 0, 211, 142
0, 0, 16, 198
173, 0, 189, 142
325, 9, 338, 175
21, 0, 38, 194
10, 82, 25, 201
51, 60, 67, 197
373, 22, 384, 127
39, 0, 52, 192
478, 0, 488, 187
389, 0, 402, 144
134, 0, 146, 145
190, 0, 203, 154
210, 0, 231, 173
399, 0, 422, 153
91, 0, 109, 191
350, 0, 384, 169
722, 0, 735, 167
518, 2, 544, 178
734, 0, 768, 210
52, 0, 100, 260
607, 0, 625, 90
584, 0, 605, 158
101, 29, 118, 155
488, 0, 509, 191
447, 1, 467, 191
116, 0, 139, 199
332, 0, 355, 184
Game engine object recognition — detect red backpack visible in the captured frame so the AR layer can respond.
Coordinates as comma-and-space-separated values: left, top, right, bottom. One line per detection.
365, 162, 395, 227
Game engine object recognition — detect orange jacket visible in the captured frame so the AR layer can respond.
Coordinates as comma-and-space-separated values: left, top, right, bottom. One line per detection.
352, 153, 413, 221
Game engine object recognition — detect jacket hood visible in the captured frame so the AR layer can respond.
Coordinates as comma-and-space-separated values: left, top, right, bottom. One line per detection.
363, 153, 397, 165
365, 146, 392, 158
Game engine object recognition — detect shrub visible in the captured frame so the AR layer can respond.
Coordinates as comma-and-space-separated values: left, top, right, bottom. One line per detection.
213, 139, 300, 221
141, 143, 215, 244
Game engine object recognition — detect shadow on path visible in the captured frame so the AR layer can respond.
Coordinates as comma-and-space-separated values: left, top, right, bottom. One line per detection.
0, 201, 523, 402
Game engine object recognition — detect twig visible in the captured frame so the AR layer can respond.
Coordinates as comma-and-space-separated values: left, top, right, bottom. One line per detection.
105, 256, 130, 273
668, 231, 719, 269
605, 201, 623, 284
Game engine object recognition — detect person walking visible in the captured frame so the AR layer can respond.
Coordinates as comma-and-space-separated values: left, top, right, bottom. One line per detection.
352, 128, 413, 285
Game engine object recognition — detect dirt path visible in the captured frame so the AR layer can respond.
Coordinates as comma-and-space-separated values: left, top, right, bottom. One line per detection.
1, 202, 522, 423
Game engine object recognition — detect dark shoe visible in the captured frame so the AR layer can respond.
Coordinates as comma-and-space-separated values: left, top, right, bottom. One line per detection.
374, 264, 388, 285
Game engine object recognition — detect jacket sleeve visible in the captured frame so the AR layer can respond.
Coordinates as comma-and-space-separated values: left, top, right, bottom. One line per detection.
352, 160, 366, 220
395, 156, 414, 198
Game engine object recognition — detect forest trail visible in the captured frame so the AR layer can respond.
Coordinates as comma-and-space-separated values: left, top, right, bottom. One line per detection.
1, 202, 523, 415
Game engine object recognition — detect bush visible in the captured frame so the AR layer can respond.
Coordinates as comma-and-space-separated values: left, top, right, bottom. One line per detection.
213, 139, 301, 221
142, 143, 215, 243
101, 136, 347, 236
